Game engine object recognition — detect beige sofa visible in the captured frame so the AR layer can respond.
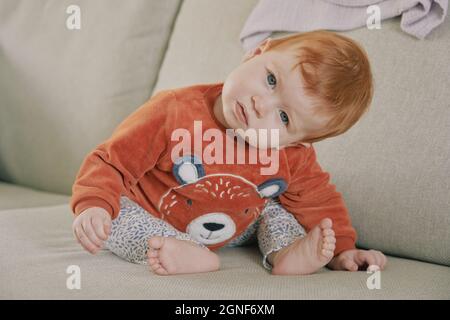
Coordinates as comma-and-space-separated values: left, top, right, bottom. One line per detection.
1, 0, 449, 299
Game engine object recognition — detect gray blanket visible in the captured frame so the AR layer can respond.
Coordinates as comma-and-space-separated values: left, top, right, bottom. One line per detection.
240, 0, 448, 51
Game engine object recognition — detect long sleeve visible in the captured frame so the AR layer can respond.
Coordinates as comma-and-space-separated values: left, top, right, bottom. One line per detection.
279, 145, 357, 255
70, 90, 175, 219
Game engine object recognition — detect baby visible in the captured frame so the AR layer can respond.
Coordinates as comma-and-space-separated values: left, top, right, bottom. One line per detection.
70, 30, 387, 276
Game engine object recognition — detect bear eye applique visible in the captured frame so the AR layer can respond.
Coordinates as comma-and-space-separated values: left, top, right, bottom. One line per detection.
173, 154, 205, 185
186, 199, 193, 206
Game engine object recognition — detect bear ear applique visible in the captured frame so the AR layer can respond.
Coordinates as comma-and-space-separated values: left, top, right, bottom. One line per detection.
173, 155, 205, 185
257, 178, 287, 198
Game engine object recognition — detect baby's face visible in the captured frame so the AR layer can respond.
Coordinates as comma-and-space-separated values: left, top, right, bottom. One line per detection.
216, 40, 331, 148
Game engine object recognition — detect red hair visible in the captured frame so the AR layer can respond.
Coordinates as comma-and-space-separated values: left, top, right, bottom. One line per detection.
267, 30, 374, 143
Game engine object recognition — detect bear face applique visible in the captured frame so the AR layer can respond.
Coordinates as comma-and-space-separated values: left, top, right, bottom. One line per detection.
158, 155, 287, 250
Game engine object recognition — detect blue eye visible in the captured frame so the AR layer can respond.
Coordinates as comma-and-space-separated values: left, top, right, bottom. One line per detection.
279, 110, 289, 125
266, 71, 276, 88
267, 69, 287, 125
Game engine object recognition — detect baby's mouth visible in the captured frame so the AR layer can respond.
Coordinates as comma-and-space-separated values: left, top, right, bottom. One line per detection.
235, 101, 248, 126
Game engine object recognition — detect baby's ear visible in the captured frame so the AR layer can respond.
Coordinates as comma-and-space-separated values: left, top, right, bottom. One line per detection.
241, 38, 273, 63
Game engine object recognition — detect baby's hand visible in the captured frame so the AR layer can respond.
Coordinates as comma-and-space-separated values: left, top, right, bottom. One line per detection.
327, 249, 387, 271
72, 207, 112, 254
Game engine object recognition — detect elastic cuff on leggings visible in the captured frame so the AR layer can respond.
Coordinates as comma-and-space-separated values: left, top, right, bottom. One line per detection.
261, 233, 307, 271
262, 246, 285, 271
174, 235, 210, 251
262, 254, 273, 271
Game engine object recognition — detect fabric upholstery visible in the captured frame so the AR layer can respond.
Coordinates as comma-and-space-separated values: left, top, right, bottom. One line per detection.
0, 181, 70, 211
0, 203, 449, 299
0, 0, 182, 194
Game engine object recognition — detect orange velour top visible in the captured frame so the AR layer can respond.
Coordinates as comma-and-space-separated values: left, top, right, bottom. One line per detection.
70, 83, 357, 254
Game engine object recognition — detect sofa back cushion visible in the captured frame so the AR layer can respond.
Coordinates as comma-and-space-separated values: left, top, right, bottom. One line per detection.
0, 0, 181, 194
310, 20, 450, 267
154, 0, 450, 266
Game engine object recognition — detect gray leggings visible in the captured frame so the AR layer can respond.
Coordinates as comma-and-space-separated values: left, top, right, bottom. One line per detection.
104, 196, 306, 271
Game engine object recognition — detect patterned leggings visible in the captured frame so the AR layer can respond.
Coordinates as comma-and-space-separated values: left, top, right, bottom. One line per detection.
104, 196, 306, 271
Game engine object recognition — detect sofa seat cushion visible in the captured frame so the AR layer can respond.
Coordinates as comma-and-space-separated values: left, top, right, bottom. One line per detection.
1, 204, 449, 299
0, 181, 70, 211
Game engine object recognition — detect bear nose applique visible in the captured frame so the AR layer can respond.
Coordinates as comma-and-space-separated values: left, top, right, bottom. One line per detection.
203, 222, 224, 232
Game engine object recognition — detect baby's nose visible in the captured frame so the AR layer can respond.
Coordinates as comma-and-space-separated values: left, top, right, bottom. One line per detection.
252, 96, 272, 118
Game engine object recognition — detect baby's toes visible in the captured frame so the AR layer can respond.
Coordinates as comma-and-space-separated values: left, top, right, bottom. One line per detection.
322, 242, 335, 251
147, 249, 159, 258
152, 263, 169, 276
319, 238, 335, 259
319, 218, 333, 230
148, 257, 159, 266
322, 228, 335, 237
148, 257, 168, 275
321, 248, 334, 259
148, 236, 165, 250
324, 236, 336, 244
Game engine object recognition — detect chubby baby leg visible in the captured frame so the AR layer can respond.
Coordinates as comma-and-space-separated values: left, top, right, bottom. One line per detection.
257, 200, 335, 275
105, 196, 220, 275
268, 218, 336, 275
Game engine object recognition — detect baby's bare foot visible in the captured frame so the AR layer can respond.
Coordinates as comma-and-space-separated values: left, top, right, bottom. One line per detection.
147, 236, 220, 275
271, 218, 336, 275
